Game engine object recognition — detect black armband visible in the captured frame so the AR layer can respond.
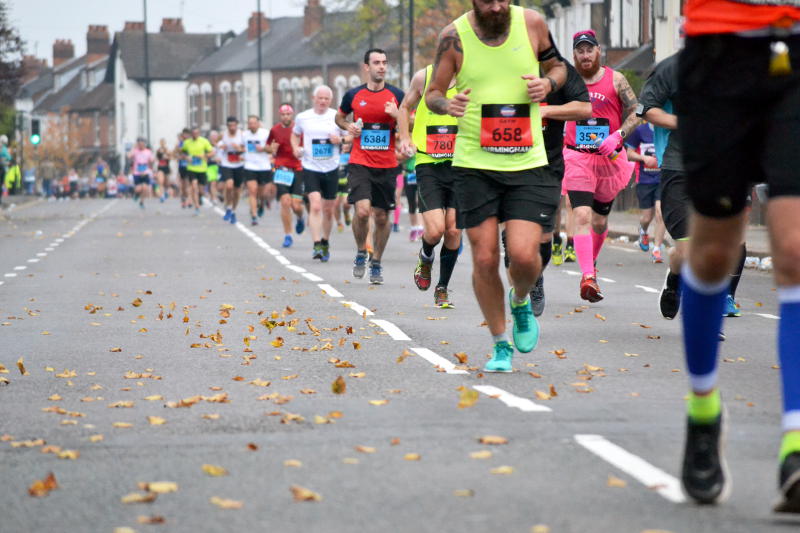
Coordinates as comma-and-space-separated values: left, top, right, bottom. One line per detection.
539, 45, 558, 62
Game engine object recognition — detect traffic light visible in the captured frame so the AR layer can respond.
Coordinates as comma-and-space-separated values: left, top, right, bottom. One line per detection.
30, 119, 41, 145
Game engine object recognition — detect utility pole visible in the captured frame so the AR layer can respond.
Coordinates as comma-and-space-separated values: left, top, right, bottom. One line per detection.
143, 0, 151, 142
257, 0, 264, 118
408, 0, 414, 80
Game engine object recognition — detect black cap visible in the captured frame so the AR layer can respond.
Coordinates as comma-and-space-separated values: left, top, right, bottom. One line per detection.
573, 30, 599, 48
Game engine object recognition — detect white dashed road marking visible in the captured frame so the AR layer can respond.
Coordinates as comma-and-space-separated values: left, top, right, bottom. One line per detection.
302, 273, 324, 282
635, 285, 660, 294
370, 319, 411, 341
473, 385, 552, 413
754, 313, 779, 320
317, 284, 343, 297
574, 434, 685, 503
409, 347, 468, 375
342, 301, 374, 317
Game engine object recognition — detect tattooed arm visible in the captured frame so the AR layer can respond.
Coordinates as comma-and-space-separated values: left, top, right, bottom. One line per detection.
614, 70, 642, 138
425, 25, 468, 117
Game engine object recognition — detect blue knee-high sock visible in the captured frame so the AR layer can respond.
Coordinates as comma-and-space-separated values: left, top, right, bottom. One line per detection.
779, 286, 800, 432
681, 263, 729, 393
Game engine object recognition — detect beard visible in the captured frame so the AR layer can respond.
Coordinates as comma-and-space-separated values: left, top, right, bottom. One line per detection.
575, 55, 601, 77
473, 2, 510, 39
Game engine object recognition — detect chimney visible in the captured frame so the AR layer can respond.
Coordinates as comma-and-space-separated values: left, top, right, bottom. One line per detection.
247, 11, 269, 41
86, 25, 110, 63
160, 17, 185, 33
21, 55, 47, 84
123, 21, 146, 32
304, 0, 325, 37
52, 39, 75, 67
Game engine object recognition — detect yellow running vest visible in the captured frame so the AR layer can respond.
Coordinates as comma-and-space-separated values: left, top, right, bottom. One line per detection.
412, 65, 459, 166
453, 5, 548, 171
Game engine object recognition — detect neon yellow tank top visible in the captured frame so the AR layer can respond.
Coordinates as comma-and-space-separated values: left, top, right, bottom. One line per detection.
412, 65, 459, 166
453, 5, 548, 171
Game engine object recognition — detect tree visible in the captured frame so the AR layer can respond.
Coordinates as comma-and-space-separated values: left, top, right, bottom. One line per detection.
0, 0, 24, 139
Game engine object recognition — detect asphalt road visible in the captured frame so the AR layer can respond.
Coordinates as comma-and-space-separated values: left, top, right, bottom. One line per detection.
0, 197, 794, 533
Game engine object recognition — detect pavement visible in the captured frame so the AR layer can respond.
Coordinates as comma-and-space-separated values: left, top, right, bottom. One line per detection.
0, 197, 792, 533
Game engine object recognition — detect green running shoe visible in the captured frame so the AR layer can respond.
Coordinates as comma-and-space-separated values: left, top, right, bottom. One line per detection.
484, 341, 514, 373
564, 244, 576, 262
552, 242, 564, 266
509, 288, 539, 353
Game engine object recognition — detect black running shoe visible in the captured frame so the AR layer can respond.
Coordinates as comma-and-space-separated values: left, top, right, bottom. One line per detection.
775, 452, 800, 513
530, 276, 545, 317
681, 412, 730, 504
660, 270, 680, 320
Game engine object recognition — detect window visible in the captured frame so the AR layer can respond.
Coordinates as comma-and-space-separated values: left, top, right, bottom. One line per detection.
219, 81, 231, 121
94, 111, 101, 146
278, 78, 291, 107
234, 81, 243, 122
188, 84, 200, 127
201, 83, 212, 128
137, 103, 145, 139
334, 76, 347, 107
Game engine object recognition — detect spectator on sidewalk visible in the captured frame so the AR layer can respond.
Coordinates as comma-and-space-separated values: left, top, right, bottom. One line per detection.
39, 160, 57, 198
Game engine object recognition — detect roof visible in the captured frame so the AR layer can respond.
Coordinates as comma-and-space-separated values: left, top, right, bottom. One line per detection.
33, 57, 112, 114
612, 42, 655, 75
18, 69, 53, 101
34, 73, 82, 113
189, 14, 359, 75
109, 31, 221, 81
71, 82, 114, 112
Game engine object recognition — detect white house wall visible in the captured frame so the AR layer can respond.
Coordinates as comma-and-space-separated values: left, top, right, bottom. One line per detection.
548, 3, 591, 63
113, 56, 146, 169
654, 0, 683, 62
242, 70, 273, 126
149, 80, 188, 146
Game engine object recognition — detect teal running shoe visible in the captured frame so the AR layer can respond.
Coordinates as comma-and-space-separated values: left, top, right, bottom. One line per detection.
724, 295, 741, 317
509, 288, 539, 353
484, 341, 514, 373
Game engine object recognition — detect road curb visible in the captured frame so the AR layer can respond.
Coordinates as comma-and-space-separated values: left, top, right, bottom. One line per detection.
606, 229, 772, 259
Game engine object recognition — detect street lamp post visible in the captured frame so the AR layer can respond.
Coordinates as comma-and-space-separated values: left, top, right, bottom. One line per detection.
408, 0, 414, 80
143, 0, 151, 142
257, 0, 264, 119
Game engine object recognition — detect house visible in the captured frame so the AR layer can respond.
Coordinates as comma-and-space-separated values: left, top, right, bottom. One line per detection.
186, 0, 378, 130
19, 26, 117, 172
104, 19, 221, 168
542, 0, 655, 75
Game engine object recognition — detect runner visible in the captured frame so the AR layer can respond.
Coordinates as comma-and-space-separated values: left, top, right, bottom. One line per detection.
270, 103, 306, 248
625, 121, 665, 262
292, 87, 344, 260
675, 1, 800, 511
242, 115, 274, 227
334, 140, 353, 232
335, 48, 405, 284
128, 137, 154, 209
220, 117, 245, 225
207, 130, 222, 205
175, 129, 191, 208
155, 139, 171, 202
562, 30, 638, 303
398, 64, 463, 308
181, 126, 214, 215
426, 0, 566, 371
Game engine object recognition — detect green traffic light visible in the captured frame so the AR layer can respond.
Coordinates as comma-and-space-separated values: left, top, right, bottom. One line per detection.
30, 133, 40, 145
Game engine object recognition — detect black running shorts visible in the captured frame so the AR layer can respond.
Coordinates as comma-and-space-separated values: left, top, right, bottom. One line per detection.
245, 169, 272, 185
452, 166, 560, 231
347, 163, 396, 211
678, 33, 800, 218
221, 166, 244, 187
417, 162, 457, 212
303, 169, 339, 200
660, 169, 690, 240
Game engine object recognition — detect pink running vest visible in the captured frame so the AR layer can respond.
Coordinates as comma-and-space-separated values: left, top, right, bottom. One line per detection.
564, 66, 622, 148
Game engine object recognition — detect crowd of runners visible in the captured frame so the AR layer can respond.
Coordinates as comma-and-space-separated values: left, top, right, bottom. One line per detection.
119, 0, 800, 513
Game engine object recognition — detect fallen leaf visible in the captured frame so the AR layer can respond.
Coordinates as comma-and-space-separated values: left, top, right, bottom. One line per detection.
28, 472, 58, 497
284, 459, 302, 468
470, 450, 493, 460
113, 422, 133, 428
140, 481, 178, 494
332, 376, 346, 395
89, 434, 104, 442
202, 414, 220, 420
290, 485, 322, 502
271, 337, 284, 348
209, 496, 243, 509
490, 465, 514, 475
529, 372, 542, 379
478, 435, 508, 445
454, 352, 468, 364
121, 492, 158, 504
144, 395, 164, 401
281, 374, 299, 380
48, 394, 62, 401
349, 372, 366, 379
397, 349, 413, 363
132, 298, 143, 307
17, 357, 28, 376
57, 449, 80, 460
549, 384, 558, 397
457, 387, 479, 409
595, 313, 606, 321
353, 341, 361, 350
202, 464, 228, 477
109, 347, 122, 352
607, 475, 627, 488
454, 489, 475, 498
137, 515, 166, 524
369, 399, 388, 406
531, 526, 551, 533
535, 390, 551, 401
355, 445, 376, 454
404, 453, 421, 461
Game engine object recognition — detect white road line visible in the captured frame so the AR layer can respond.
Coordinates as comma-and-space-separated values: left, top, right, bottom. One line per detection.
4, 273, 17, 278
370, 319, 411, 341
55, 238, 64, 243
473, 385, 552, 413
286, 265, 306, 273
636, 285, 659, 294
49, 243, 59, 247
598, 277, 616, 283
754, 313, 779, 320
342, 301, 374, 316
27, 259, 39, 263
302, 273, 324, 282
574, 434, 685, 503
318, 283, 343, 297
410, 347, 469, 375
0, 281, 3, 286
564, 270, 582, 277
45, 248, 54, 252
607, 245, 638, 254
275, 256, 291, 265
267, 249, 281, 256
36, 253, 47, 257
13, 266, 27, 271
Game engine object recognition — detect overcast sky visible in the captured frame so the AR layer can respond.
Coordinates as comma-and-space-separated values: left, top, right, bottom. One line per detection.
8, 0, 317, 62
